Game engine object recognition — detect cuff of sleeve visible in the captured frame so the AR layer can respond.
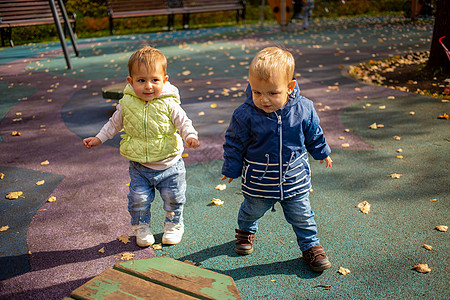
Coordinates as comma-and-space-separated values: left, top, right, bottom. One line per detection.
96, 133, 108, 144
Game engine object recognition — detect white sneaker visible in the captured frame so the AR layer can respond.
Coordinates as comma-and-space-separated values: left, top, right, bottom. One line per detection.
132, 224, 154, 247
162, 223, 184, 245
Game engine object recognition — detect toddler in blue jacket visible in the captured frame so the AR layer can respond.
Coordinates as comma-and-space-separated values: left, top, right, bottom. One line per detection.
221, 46, 332, 272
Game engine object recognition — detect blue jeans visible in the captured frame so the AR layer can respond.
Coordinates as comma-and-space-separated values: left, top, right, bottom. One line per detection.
127, 159, 186, 226
238, 192, 320, 252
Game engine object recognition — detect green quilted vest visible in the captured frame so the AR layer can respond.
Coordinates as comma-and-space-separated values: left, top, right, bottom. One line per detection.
119, 84, 183, 163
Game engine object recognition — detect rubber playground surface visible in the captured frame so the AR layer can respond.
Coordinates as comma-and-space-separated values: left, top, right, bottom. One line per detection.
0, 16, 448, 299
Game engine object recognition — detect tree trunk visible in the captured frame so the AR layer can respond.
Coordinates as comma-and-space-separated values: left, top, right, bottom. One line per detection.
427, 0, 450, 73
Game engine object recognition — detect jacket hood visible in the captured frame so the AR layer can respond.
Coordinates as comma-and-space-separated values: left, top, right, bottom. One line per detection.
244, 77, 301, 114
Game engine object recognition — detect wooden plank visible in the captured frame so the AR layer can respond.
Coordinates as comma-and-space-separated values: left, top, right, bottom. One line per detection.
71, 268, 198, 300
114, 256, 242, 300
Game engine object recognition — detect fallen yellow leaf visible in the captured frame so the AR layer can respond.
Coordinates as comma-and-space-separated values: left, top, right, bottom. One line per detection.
341, 143, 350, 148
393, 136, 402, 140
0, 173, 4, 180
413, 264, 431, 273
423, 244, 433, 251
215, 184, 227, 191
1, 225, 10, 231
47, 196, 56, 202
184, 260, 197, 266
369, 123, 378, 129
211, 198, 224, 206
121, 252, 135, 261
152, 244, 162, 250
36, 180, 45, 185
388, 173, 402, 179
118, 235, 131, 244
98, 247, 105, 253
6, 191, 23, 199
12, 131, 21, 136
181, 153, 189, 158
338, 267, 351, 275
41, 160, 50, 165
357, 201, 371, 214
435, 225, 448, 232
210, 103, 217, 108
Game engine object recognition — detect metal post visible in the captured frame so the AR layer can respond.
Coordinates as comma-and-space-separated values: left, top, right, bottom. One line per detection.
56, 0, 79, 57
48, 0, 72, 69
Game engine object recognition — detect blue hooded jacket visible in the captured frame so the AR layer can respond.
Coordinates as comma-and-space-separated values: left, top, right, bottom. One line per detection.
222, 79, 331, 200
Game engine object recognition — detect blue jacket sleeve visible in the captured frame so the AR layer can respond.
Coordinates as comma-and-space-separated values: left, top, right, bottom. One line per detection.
222, 108, 251, 179
303, 104, 331, 160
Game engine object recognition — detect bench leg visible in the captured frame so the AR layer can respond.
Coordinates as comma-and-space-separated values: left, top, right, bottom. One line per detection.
1, 28, 13, 47
109, 15, 115, 35
183, 13, 190, 29
168, 14, 174, 31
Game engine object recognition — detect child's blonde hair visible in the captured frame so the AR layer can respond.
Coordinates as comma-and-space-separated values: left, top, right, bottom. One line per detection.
249, 47, 294, 83
128, 46, 167, 76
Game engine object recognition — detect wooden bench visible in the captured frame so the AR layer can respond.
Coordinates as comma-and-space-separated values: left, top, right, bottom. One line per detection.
0, 0, 77, 47
64, 256, 242, 300
106, 0, 246, 34
181, 0, 246, 29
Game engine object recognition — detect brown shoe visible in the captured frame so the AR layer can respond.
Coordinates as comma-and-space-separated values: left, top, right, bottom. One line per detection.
235, 229, 255, 255
302, 245, 331, 272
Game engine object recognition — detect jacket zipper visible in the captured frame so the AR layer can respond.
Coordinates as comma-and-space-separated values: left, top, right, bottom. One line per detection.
144, 101, 149, 161
276, 112, 283, 200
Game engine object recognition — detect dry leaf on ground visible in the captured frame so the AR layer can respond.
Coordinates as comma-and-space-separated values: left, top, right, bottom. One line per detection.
388, 173, 403, 179
1, 225, 10, 231
40, 160, 50, 165
435, 225, 448, 232
6, 191, 23, 199
184, 260, 197, 266
12, 131, 21, 136
338, 267, 351, 275
98, 247, 105, 253
47, 196, 56, 202
423, 244, 433, 251
215, 184, 227, 191
413, 264, 431, 273
0, 173, 4, 180
211, 198, 224, 206
152, 244, 162, 250
437, 113, 449, 119
357, 201, 371, 214
36, 180, 45, 185
121, 252, 135, 261
118, 235, 131, 244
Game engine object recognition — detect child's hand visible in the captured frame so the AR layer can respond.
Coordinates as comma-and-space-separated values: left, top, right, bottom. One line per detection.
221, 175, 233, 183
185, 137, 200, 149
83, 137, 102, 149
320, 156, 333, 168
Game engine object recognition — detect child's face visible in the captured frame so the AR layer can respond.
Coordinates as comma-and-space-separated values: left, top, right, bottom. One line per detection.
127, 62, 168, 101
249, 72, 296, 113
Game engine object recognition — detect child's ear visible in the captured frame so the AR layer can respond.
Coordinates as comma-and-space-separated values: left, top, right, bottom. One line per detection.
288, 79, 296, 94
126, 76, 133, 85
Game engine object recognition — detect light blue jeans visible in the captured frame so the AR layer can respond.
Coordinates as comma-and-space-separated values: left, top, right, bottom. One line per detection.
238, 192, 320, 252
127, 159, 186, 226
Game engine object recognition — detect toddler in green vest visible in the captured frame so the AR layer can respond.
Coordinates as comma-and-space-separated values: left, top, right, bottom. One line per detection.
83, 46, 200, 247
